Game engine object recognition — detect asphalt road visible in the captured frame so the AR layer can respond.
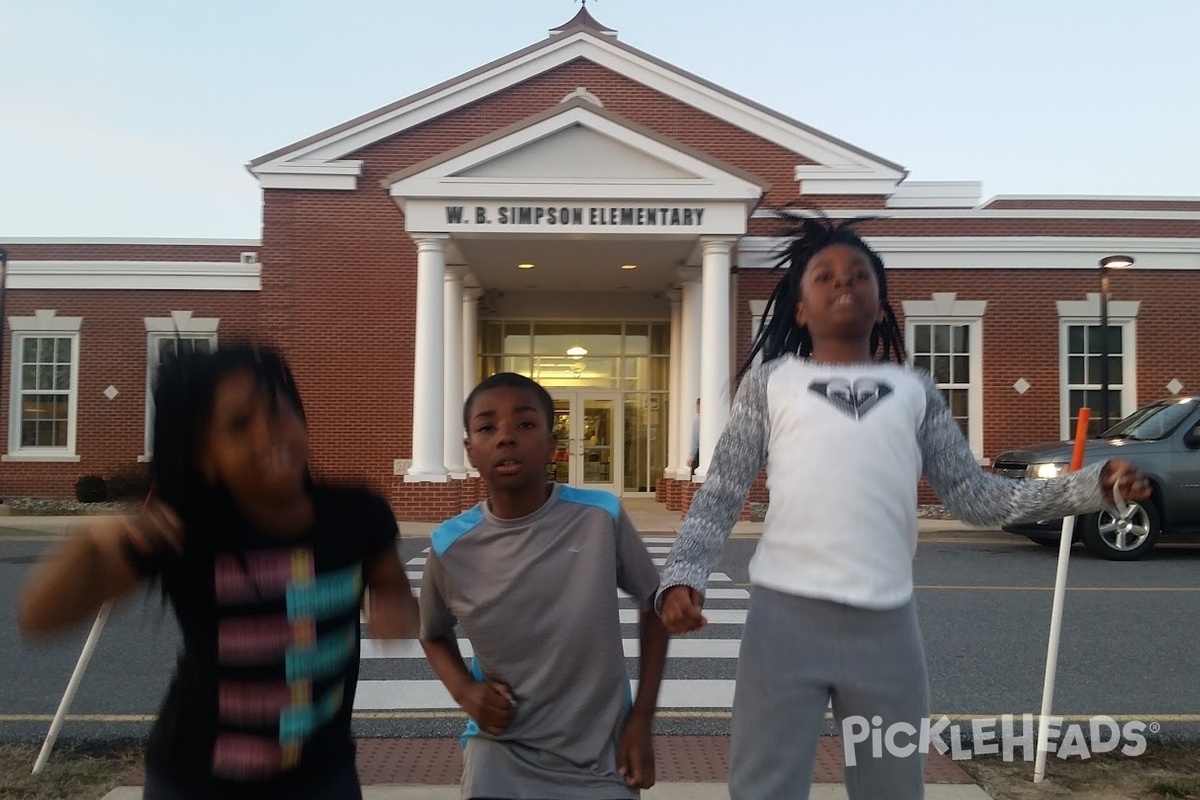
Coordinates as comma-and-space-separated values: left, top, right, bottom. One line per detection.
2, 524, 1198, 748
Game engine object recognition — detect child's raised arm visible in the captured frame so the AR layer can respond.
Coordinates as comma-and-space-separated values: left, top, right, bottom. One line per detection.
658, 361, 773, 616
18, 504, 181, 638
915, 372, 1146, 525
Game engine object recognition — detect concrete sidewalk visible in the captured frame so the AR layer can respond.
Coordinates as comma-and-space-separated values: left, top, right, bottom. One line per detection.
99, 736, 995, 799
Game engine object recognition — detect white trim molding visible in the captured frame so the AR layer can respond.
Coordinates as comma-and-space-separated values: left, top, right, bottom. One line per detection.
7, 309, 83, 332
738, 236, 1200, 271
1, 237, 260, 246
902, 294, 987, 461
1057, 293, 1141, 439
144, 311, 221, 334
7, 261, 262, 291
5, 313, 83, 461
561, 87, 603, 106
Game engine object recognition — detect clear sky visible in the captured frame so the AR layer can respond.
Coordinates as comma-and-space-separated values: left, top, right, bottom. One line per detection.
4, 0, 1196, 239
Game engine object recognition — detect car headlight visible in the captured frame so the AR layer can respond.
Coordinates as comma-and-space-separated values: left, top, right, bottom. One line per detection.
1028, 462, 1069, 479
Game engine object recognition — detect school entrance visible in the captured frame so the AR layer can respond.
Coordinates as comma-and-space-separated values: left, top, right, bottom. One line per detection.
480, 320, 669, 496
551, 391, 621, 494
384, 95, 765, 510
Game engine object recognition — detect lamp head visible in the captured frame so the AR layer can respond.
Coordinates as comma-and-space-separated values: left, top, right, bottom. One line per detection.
1099, 255, 1134, 270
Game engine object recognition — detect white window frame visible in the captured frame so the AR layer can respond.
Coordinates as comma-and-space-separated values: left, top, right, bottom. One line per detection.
1056, 294, 1139, 440
5, 310, 83, 462
902, 294, 987, 462
142, 312, 220, 460
748, 300, 772, 367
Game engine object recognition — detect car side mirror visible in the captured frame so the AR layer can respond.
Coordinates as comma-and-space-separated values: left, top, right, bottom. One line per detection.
1185, 425, 1200, 450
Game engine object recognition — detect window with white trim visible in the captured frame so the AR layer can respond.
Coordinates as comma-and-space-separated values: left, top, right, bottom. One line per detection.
144, 313, 219, 457
902, 294, 987, 460
748, 300, 772, 367
1057, 294, 1139, 438
6, 310, 83, 460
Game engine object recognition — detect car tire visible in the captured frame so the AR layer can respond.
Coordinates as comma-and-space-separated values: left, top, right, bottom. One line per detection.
1081, 497, 1162, 561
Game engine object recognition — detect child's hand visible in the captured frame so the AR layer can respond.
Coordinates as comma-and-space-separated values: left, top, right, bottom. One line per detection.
659, 585, 706, 634
617, 712, 655, 789
119, 502, 183, 556
457, 680, 516, 736
1100, 460, 1151, 505
364, 590, 420, 640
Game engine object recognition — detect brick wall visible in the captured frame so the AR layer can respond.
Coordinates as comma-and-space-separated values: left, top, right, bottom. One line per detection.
0, 290, 262, 498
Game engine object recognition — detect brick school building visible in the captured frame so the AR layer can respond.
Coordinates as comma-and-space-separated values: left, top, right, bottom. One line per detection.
3, 8, 1198, 520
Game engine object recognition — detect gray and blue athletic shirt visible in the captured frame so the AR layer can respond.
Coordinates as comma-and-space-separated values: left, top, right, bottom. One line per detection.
420, 484, 661, 799
659, 355, 1111, 611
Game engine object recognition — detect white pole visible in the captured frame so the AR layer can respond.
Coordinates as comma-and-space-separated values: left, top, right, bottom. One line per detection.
1033, 408, 1091, 783
32, 602, 112, 775
1032, 514, 1077, 782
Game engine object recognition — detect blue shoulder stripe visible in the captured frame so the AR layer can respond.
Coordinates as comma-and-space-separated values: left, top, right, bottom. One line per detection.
431, 506, 485, 556
558, 486, 620, 521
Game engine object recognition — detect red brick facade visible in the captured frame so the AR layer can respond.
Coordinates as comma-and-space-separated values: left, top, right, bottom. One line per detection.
3, 17, 1197, 522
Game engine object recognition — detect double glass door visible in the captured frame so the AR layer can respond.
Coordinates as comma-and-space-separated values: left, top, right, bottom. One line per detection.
551, 391, 621, 495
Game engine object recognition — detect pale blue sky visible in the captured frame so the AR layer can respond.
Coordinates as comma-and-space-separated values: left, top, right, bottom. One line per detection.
3, 0, 1196, 239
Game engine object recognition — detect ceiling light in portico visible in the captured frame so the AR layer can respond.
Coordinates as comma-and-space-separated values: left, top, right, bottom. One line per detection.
567, 346, 587, 359
518, 263, 534, 269
621, 264, 637, 270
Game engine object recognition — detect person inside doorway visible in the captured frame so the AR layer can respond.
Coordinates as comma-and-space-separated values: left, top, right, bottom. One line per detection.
686, 398, 700, 477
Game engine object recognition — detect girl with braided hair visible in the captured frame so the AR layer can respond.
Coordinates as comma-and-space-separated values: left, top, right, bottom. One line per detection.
656, 212, 1149, 799
20, 342, 419, 799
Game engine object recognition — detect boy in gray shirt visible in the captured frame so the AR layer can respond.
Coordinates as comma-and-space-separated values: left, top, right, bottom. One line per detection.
420, 372, 668, 799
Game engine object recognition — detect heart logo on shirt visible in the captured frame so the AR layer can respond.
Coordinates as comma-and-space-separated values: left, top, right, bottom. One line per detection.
809, 378, 894, 420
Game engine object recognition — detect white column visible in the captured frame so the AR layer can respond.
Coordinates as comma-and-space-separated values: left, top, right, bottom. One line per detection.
678, 267, 702, 480
695, 238, 736, 482
462, 287, 482, 477
406, 234, 449, 482
664, 289, 683, 479
443, 266, 467, 478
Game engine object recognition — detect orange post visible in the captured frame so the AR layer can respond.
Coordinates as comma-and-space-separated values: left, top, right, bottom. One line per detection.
1068, 408, 1090, 472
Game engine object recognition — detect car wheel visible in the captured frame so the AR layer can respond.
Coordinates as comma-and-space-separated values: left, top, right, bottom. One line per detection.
1081, 498, 1161, 561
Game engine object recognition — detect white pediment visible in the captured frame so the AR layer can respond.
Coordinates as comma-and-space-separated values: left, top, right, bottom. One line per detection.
385, 100, 765, 204
453, 125, 695, 181
248, 29, 905, 192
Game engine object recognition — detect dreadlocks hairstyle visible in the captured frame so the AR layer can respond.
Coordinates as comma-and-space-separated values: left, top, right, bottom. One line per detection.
463, 372, 555, 432
739, 210, 906, 378
149, 342, 309, 530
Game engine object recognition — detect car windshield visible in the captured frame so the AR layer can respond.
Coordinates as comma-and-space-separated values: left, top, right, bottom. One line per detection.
1101, 399, 1198, 441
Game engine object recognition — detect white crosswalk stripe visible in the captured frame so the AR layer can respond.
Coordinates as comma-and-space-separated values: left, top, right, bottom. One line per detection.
359, 536, 747, 712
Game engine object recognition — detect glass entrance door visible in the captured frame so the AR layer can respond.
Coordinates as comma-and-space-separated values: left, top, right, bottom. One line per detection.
551, 391, 621, 494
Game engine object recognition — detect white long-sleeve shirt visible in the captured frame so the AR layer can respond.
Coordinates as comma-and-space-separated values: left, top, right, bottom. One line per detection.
659, 355, 1109, 610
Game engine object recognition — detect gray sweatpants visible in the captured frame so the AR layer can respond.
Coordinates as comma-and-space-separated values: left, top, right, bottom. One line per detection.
729, 585, 929, 800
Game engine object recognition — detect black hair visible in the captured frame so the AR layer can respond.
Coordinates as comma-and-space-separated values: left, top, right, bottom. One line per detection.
463, 372, 555, 432
740, 210, 906, 377
150, 341, 309, 530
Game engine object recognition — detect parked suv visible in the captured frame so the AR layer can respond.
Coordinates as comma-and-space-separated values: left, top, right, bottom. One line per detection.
992, 396, 1200, 560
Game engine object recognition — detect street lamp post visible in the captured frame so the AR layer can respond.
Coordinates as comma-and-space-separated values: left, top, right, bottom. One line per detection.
1097, 254, 1134, 434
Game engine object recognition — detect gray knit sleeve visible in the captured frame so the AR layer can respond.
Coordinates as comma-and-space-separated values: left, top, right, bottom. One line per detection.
915, 370, 1110, 526
657, 360, 774, 608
